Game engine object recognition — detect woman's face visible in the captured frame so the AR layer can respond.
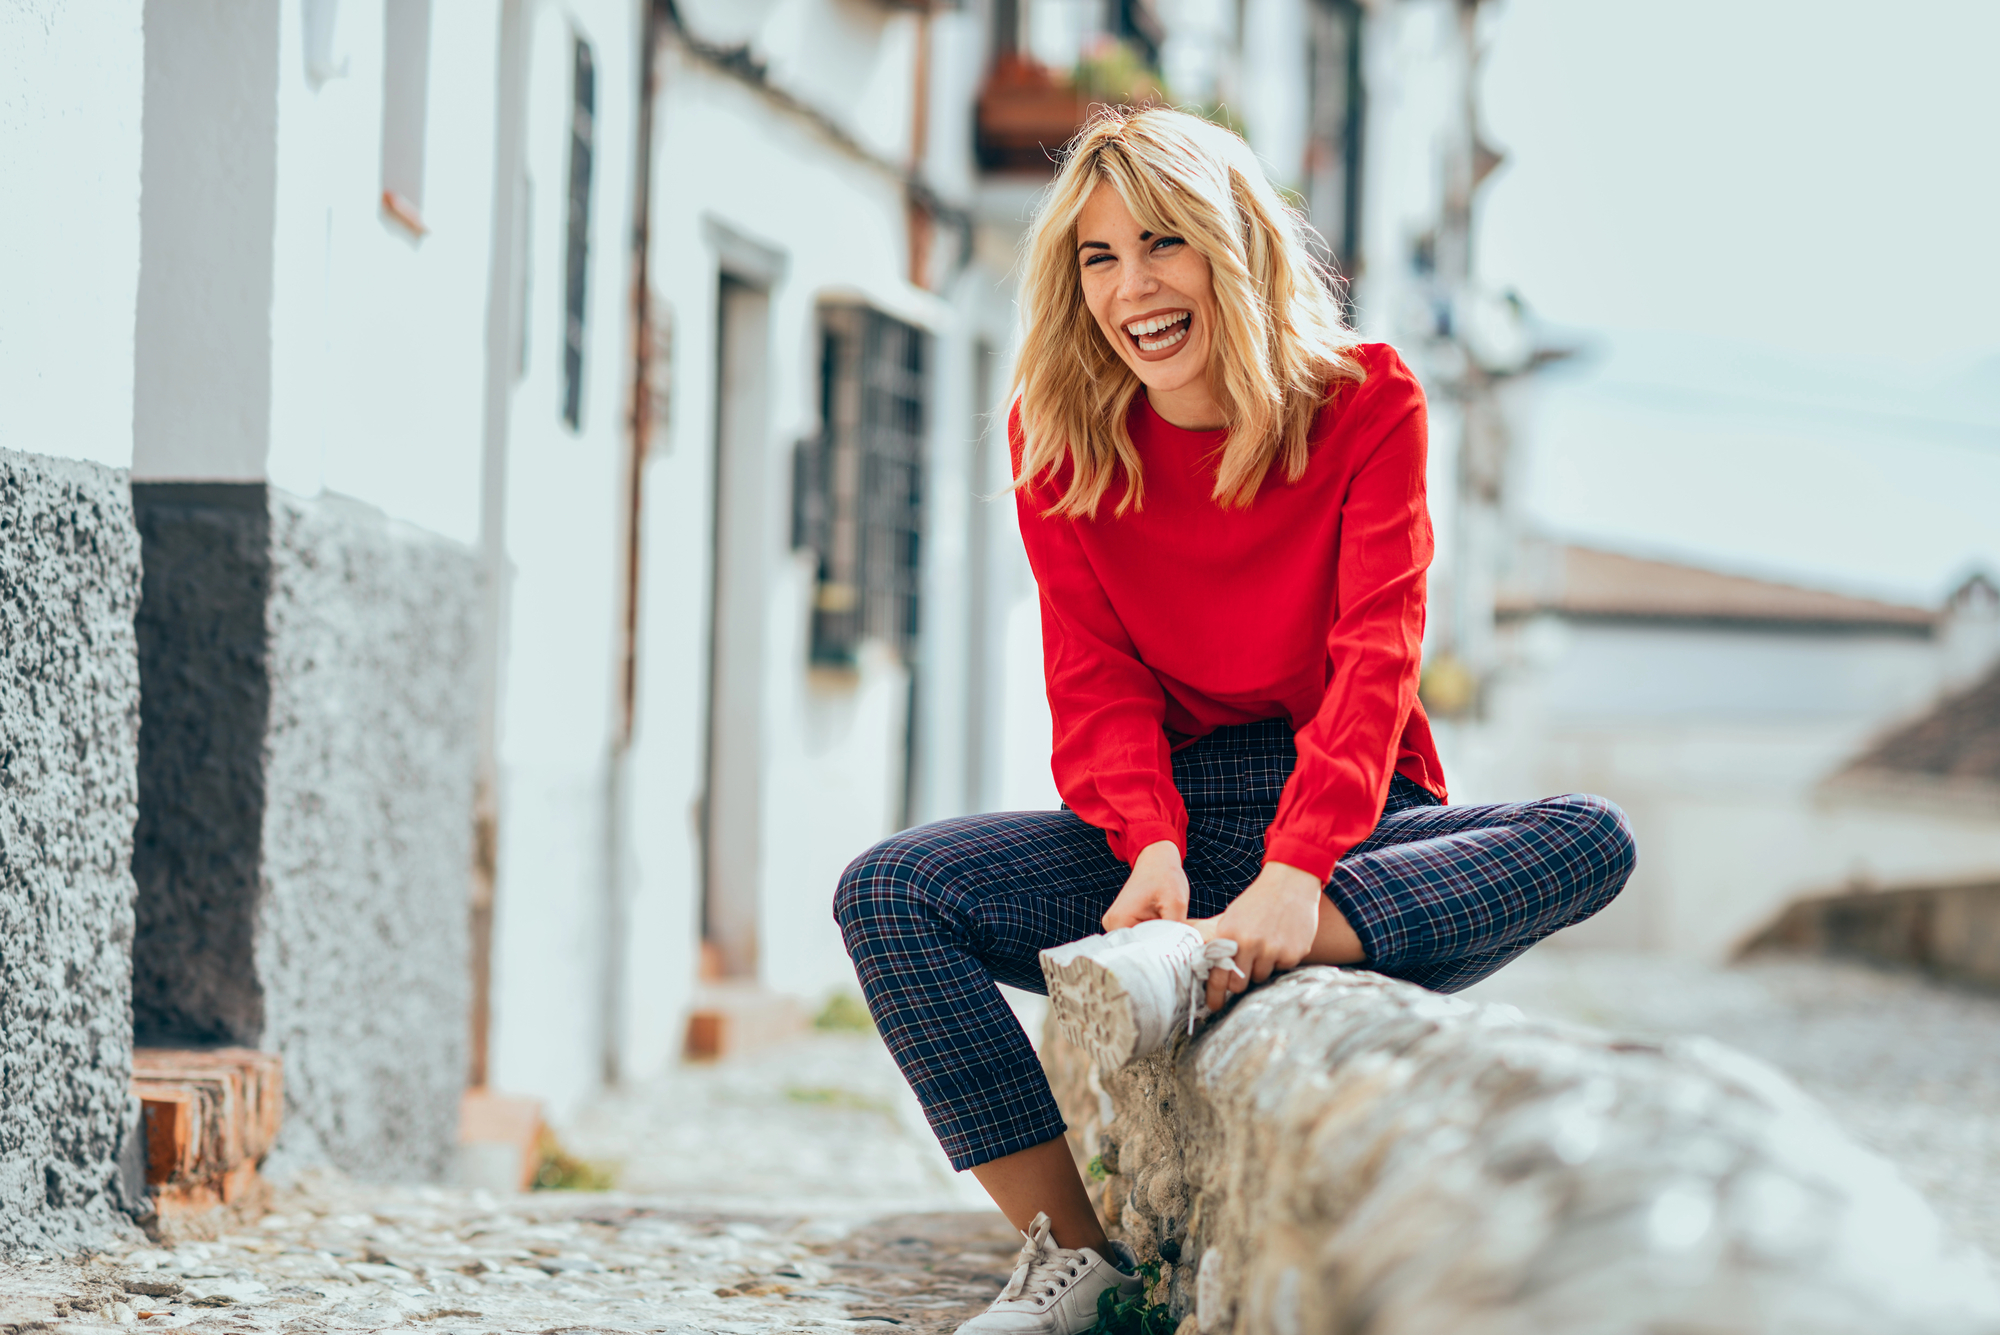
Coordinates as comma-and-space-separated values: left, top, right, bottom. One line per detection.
1075, 180, 1221, 420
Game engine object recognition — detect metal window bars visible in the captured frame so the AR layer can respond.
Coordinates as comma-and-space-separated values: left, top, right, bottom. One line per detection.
795, 305, 929, 667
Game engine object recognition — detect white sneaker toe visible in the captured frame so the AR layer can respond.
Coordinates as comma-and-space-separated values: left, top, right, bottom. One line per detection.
1040, 920, 1244, 1069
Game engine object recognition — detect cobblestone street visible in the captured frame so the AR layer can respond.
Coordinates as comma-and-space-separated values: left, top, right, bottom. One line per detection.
3, 955, 1995, 1333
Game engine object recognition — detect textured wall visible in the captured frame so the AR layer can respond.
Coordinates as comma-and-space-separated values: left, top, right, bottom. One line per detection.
259, 491, 478, 1180
131, 485, 271, 1045
1047, 967, 2000, 1335
0, 449, 143, 1252
132, 484, 479, 1183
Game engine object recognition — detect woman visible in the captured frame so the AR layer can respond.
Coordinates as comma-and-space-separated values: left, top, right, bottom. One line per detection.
835, 107, 1634, 1335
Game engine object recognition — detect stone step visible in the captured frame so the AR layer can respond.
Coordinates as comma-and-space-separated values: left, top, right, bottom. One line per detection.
453, 1088, 546, 1192
684, 983, 808, 1059
131, 1047, 284, 1230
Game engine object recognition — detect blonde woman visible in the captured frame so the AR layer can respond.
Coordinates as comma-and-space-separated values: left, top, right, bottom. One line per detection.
836, 107, 1633, 1334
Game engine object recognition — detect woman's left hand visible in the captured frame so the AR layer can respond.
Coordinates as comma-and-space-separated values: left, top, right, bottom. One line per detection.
1190, 861, 1324, 1015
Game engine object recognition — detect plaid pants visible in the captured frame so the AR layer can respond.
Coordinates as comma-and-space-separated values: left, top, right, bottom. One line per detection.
834, 719, 1636, 1171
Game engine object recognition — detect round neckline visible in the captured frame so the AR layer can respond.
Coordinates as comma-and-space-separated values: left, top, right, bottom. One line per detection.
1137, 389, 1229, 440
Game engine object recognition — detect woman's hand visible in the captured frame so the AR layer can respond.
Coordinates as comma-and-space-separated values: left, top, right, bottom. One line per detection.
1101, 840, 1189, 931
1191, 861, 1324, 1014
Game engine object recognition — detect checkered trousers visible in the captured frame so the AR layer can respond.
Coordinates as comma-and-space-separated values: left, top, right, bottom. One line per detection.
833, 719, 1636, 1171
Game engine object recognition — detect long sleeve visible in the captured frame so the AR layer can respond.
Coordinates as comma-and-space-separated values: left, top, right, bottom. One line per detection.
1014, 416, 1188, 864
1264, 387, 1432, 881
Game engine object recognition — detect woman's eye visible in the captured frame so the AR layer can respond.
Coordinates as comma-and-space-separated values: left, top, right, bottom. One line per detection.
1153, 236, 1184, 252
1082, 254, 1113, 267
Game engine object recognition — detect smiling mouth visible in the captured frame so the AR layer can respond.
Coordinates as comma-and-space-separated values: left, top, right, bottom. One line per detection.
1125, 310, 1191, 354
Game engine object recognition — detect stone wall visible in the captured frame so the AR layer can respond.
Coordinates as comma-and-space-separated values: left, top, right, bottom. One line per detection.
133, 484, 479, 1183
1746, 879, 2000, 990
0, 449, 144, 1252
1046, 967, 2000, 1335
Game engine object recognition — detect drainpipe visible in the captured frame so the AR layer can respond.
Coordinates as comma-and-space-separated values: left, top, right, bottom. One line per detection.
601, 0, 667, 1089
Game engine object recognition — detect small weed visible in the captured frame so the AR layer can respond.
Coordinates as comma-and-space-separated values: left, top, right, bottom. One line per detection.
1092, 1260, 1173, 1335
1086, 1154, 1109, 1182
814, 993, 876, 1033
530, 1130, 616, 1191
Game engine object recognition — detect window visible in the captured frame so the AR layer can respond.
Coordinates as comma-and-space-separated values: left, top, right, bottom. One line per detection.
794, 306, 929, 667
379, 0, 432, 232
561, 36, 596, 430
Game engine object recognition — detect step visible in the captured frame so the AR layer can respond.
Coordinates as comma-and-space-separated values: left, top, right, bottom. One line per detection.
131, 1047, 284, 1231
684, 983, 808, 1059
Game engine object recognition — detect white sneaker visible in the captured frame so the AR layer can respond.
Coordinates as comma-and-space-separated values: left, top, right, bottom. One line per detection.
1040, 920, 1245, 1071
955, 1212, 1141, 1335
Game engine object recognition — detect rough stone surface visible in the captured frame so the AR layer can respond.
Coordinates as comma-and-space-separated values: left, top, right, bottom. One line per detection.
131, 484, 480, 1185
1045, 966, 2000, 1335
131, 485, 271, 1047
0, 448, 144, 1253
1464, 949, 2000, 1264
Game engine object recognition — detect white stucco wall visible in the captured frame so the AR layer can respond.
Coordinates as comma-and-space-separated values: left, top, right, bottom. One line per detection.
133, 0, 282, 482
132, 0, 501, 541
1445, 616, 1987, 960
485, 0, 644, 1119
1, 1, 146, 467
262, 0, 501, 545
628, 40, 943, 1022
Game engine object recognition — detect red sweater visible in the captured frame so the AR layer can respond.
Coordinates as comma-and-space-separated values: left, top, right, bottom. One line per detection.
1013, 341, 1446, 882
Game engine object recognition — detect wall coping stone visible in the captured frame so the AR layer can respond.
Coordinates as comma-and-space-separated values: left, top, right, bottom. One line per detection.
1043, 966, 2000, 1335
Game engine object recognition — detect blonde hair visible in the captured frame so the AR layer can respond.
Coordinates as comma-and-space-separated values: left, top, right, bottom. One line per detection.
1013, 106, 1364, 518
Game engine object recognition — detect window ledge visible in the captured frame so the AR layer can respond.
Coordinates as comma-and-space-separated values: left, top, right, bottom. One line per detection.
380, 189, 428, 238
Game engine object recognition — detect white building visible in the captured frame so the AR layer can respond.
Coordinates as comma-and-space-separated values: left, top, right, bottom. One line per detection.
1436, 545, 2000, 959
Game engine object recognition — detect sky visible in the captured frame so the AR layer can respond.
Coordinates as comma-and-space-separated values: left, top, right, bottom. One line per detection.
1471, 0, 2000, 601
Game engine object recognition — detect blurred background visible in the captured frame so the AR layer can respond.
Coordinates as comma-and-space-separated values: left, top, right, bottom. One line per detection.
3, 0, 1996, 1243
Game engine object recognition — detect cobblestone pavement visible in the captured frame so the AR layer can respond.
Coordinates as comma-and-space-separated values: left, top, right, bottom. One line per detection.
1463, 948, 2000, 1261
0, 1023, 1024, 1335
0, 1181, 1020, 1335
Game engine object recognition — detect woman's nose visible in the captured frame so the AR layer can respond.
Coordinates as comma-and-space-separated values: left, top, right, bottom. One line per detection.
1118, 264, 1158, 303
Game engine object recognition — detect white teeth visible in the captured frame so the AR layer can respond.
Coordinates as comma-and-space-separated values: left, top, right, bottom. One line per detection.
1136, 324, 1188, 353
1124, 312, 1189, 338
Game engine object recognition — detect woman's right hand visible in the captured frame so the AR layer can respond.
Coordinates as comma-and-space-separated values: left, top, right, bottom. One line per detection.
1101, 840, 1190, 930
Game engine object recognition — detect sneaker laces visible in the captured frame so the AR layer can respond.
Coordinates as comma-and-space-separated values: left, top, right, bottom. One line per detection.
1188, 938, 1246, 1034
996, 1213, 1089, 1305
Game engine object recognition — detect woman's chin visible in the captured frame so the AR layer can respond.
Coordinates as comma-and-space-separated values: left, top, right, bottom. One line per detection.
1131, 357, 1206, 398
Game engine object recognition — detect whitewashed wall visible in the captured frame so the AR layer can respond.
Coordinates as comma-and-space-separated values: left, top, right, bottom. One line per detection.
1444, 616, 1995, 959
484, 0, 644, 1119
629, 29, 943, 1027
0, 2, 145, 467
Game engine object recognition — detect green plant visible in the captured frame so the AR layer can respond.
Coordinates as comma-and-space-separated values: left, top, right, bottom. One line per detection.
1092, 1260, 1173, 1335
530, 1130, 616, 1191
1086, 1154, 1109, 1181
814, 992, 876, 1033
1073, 38, 1170, 107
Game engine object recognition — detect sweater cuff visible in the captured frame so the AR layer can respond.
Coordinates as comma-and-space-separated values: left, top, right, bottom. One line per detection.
1115, 820, 1186, 866
1262, 832, 1338, 884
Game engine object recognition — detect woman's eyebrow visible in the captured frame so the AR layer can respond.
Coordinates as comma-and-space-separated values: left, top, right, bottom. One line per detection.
1077, 240, 1111, 254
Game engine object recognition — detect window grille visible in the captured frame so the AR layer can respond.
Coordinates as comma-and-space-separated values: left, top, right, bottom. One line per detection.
794, 306, 929, 667
561, 37, 596, 430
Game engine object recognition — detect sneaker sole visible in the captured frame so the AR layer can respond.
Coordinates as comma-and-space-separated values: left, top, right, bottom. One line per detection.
1040, 948, 1146, 1071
